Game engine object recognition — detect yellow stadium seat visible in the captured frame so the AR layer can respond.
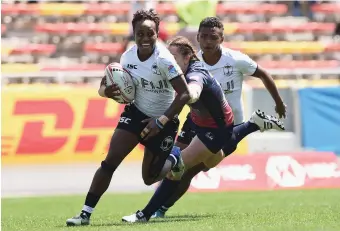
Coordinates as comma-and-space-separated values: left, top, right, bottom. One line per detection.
165, 23, 180, 36
232, 42, 325, 54
223, 23, 238, 35
1, 47, 12, 56
108, 23, 129, 35
39, 3, 85, 16
2, 64, 40, 74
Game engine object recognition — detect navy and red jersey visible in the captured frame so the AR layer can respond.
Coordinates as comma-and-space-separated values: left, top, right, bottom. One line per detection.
185, 60, 234, 128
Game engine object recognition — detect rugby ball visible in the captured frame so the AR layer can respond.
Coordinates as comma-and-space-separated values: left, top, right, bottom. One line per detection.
104, 62, 135, 104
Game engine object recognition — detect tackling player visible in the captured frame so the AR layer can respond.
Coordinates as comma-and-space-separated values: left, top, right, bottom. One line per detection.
66, 9, 194, 226
122, 35, 285, 223
146, 16, 287, 219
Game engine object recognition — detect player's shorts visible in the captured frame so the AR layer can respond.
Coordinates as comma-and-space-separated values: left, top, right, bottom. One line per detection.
176, 113, 197, 145
177, 113, 234, 154
116, 103, 179, 175
195, 123, 233, 154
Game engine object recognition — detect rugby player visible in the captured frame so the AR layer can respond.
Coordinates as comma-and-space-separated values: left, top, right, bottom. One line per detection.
151, 17, 287, 219
66, 9, 195, 226
121, 35, 285, 223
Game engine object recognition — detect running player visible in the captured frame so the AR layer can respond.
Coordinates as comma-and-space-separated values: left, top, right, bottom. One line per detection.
150, 16, 287, 218
66, 9, 194, 226
121, 36, 285, 223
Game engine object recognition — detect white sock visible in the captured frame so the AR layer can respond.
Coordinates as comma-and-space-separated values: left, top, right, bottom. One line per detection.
82, 205, 94, 214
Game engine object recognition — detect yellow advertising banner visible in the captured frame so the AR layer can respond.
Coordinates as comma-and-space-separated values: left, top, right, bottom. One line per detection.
1, 85, 248, 165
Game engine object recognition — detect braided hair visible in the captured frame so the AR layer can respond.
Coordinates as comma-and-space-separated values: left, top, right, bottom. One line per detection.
168, 36, 199, 61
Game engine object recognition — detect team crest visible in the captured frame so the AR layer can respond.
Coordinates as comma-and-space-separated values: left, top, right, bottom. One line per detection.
223, 63, 233, 76
160, 136, 174, 151
152, 62, 161, 75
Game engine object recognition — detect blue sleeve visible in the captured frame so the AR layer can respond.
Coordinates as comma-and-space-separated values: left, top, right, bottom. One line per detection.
186, 71, 204, 88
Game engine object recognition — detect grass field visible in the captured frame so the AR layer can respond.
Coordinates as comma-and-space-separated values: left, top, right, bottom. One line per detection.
2, 189, 340, 231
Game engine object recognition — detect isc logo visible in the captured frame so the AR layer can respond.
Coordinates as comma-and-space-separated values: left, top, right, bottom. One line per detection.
119, 117, 131, 124
127, 64, 137, 69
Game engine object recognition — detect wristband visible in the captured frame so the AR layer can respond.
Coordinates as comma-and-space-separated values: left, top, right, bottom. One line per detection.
155, 119, 164, 130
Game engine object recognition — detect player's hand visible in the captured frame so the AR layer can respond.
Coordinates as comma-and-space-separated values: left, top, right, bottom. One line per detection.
141, 118, 161, 141
104, 84, 121, 100
275, 101, 287, 118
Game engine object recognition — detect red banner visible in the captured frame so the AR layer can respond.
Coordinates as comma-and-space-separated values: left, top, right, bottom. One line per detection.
189, 152, 340, 191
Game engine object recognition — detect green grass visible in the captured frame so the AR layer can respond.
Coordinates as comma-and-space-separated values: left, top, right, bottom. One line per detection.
2, 189, 340, 231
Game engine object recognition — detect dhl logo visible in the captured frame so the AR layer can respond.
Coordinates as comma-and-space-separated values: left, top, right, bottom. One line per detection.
4, 99, 123, 153
1, 86, 247, 165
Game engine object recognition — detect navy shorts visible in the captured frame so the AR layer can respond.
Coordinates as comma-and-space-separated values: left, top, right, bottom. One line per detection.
177, 113, 234, 154
176, 113, 197, 145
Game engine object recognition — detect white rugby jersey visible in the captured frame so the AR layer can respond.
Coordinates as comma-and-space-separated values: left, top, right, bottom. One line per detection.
197, 46, 257, 125
120, 42, 183, 118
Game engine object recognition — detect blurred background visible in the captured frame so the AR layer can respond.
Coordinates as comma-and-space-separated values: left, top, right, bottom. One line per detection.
1, 0, 340, 197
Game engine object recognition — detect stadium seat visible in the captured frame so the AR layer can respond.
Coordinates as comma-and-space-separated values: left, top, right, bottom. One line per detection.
41, 64, 106, 71
311, 3, 340, 14
1, 24, 6, 34
217, 3, 288, 15
257, 60, 340, 69
84, 43, 124, 54
39, 3, 86, 16
234, 22, 335, 34
84, 3, 130, 15
2, 1, 339, 81
9, 44, 56, 55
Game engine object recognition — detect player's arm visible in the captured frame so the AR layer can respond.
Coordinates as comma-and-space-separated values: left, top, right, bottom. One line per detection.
237, 53, 286, 118
185, 72, 204, 104
164, 75, 191, 120
141, 60, 192, 141
98, 77, 107, 98
99, 55, 127, 99
251, 66, 284, 109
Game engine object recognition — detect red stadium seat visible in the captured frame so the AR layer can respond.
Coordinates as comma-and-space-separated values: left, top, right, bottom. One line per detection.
156, 3, 177, 15
258, 60, 339, 69
10, 44, 56, 55
84, 43, 124, 54
311, 3, 340, 14
217, 4, 287, 14
325, 43, 340, 52
35, 23, 111, 34
84, 3, 130, 15
1, 3, 38, 14
41, 64, 106, 71
1, 25, 6, 34
234, 22, 335, 34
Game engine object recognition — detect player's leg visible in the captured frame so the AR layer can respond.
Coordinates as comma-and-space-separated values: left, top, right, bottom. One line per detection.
122, 126, 232, 223
223, 109, 285, 155
66, 104, 142, 226
153, 162, 207, 216
140, 116, 180, 185
151, 115, 199, 217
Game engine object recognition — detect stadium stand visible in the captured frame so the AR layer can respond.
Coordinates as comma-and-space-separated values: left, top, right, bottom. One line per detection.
1, 0, 340, 83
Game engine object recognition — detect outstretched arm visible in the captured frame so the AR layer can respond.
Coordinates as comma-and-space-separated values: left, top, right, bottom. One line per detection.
252, 66, 286, 118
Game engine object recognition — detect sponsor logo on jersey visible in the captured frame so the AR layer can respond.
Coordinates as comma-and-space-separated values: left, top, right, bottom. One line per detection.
168, 65, 178, 76
127, 64, 137, 69
134, 77, 171, 94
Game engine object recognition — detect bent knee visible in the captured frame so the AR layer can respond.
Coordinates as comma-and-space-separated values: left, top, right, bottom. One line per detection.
143, 176, 155, 186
